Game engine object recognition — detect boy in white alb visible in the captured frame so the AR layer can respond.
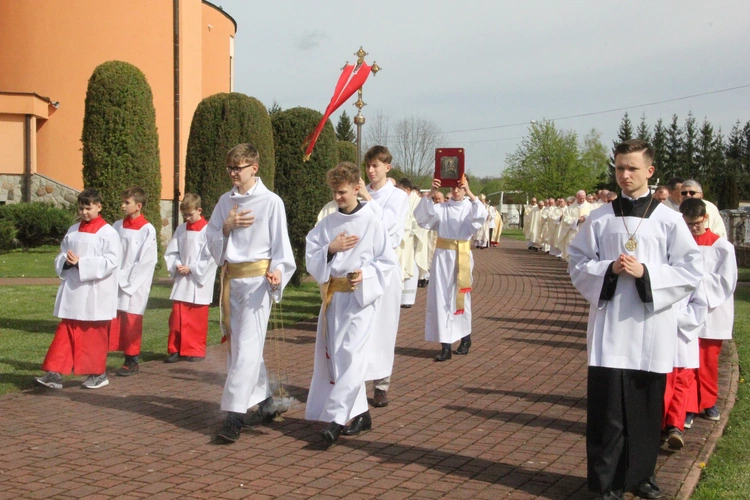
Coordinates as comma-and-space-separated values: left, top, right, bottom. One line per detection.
680, 198, 737, 423
305, 162, 398, 446
568, 140, 703, 500
164, 193, 218, 362
206, 143, 296, 444
414, 176, 487, 361
357, 145, 409, 408
110, 187, 158, 377
35, 189, 121, 390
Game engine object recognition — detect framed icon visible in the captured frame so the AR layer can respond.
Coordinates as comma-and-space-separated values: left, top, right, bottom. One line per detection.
435, 148, 464, 187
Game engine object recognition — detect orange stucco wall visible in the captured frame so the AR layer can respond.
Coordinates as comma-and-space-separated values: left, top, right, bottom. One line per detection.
0, 114, 25, 174
0, 0, 236, 200
202, 5, 235, 97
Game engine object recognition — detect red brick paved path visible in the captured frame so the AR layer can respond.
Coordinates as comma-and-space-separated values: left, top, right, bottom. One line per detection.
0, 238, 734, 499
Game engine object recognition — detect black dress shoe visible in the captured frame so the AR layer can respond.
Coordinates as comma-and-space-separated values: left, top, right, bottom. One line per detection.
321, 422, 343, 445
164, 352, 180, 363
435, 344, 452, 362
342, 411, 372, 435
453, 336, 471, 355
593, 490, 623, 500
242, 397, 275, 429
400, 304, 412, 309
417, 279, 426, 288
373, 389, 389, 407
632, 476, 663, 499
216, 413, 243, 443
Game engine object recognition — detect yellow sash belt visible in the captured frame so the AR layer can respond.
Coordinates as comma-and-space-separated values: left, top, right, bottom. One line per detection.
220, 260, 271, 345
318, 276, 356, 384
435, 237, 471, 314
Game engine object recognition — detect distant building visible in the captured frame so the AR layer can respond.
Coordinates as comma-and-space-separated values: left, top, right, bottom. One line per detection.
0, 0, 236, 237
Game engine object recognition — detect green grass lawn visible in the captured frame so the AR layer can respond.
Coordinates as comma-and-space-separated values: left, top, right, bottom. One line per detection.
501, 228, 526, 242
0, 246, 59, 278
0, 280, 320, 395
692, 286, 750, 498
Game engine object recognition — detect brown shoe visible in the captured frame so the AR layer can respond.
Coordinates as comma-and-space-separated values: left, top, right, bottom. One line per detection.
373, 389, 389, 408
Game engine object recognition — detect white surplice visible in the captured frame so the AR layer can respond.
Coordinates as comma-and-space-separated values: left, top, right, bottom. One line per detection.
305, 202, 397, 425
206, 178, 297, 413
54, 223, 121, 321
365, 180, 409, 380
699, 238, 737, 339
414, 196, 488, 344
673, 285, 707, 369
164, 223, 218, 305
568, 202, 703, 373
113, 220, 158, 314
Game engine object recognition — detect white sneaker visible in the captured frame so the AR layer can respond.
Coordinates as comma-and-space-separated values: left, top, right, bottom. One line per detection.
35, 372, 63, 389
82, 374, 109, 389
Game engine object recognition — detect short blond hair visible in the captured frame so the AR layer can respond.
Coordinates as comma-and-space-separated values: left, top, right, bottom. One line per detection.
226, 143, 260, 168
180, 193, 202, 212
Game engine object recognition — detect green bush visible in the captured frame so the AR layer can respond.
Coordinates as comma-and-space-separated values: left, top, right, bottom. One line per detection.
81, 60, 162, 243
272, 107, 338, 285
336, 140, 357, 164
0, 219, 18, 250
185, 93, 275, 218
0, 203, 74, 248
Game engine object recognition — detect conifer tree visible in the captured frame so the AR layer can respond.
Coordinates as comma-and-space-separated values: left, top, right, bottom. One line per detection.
652, 118, 667, 177
335, 110, 356, 142
682, 112, 699, 179
636, 113, 652, 143
664, 115, 683, 181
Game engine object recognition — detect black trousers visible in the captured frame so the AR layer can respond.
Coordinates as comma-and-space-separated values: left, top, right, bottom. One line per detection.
587, 366, 666, 494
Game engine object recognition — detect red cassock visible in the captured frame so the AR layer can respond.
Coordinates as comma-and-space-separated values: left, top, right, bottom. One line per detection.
696, 338, 723, 410
663, 367, 696, 431
168, 302, 209, 357
108, 311, 143, 356
43, 319, 110, 375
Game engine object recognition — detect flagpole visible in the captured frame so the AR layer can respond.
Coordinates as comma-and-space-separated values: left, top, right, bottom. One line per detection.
351, 47, 380, 172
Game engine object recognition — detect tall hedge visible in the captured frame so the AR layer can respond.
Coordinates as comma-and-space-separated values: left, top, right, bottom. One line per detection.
336, 140, 356, 164
185, 93, 275, 218
81, 61, 162, 240
272, 107, 338, 285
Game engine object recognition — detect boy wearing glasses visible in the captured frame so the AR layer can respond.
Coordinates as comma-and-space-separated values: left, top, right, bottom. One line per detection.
206, 143, 296, 444
678, 179, 727, 237
679, 198, 736, 424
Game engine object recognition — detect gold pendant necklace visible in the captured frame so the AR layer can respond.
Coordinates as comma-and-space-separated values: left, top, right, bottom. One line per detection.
619, 195, 654, 252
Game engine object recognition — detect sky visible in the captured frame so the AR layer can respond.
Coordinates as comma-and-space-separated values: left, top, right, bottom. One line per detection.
219, 0, 750, 180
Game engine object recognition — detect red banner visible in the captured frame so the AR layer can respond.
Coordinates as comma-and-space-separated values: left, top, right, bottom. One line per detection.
303, 62, 372, 161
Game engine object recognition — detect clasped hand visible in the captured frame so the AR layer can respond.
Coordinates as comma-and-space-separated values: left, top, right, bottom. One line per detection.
613, 254, 644, 278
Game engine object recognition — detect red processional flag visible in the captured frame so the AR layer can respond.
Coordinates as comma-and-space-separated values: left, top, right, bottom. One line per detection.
303, 62, 372, 161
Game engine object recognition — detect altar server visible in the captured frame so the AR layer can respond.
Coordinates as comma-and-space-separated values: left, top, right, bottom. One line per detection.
207, 143, 296, 444
35, 189, 120, 390
568, 139, 703, 500
414, 176, 487, 361
305, 162, 397, 445
163, 193, 218, 362
110, 187, 158, 376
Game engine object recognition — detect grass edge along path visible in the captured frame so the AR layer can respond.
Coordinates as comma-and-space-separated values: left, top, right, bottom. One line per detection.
690, 286, 750, 499
0, 280, 320, 396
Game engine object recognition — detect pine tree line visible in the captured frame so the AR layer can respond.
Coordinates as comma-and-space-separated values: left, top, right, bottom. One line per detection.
614, 112, 750, 209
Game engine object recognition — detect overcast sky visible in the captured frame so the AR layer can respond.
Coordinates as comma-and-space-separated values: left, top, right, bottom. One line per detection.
220, 0, 750, 179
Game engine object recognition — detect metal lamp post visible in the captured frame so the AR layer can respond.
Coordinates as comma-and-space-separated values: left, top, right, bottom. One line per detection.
352, 47, 380, 169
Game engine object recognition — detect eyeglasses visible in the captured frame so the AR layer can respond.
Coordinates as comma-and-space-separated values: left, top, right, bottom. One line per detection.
681, 190, 701, 196
226, 164, 256, 174
684, 217, 706, 228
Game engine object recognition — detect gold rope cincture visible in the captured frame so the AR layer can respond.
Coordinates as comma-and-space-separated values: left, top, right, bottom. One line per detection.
435, 237, 472, 314
219, 260, 271, 349
270, 295, 289, 422
319, 276, 356, 385
619, 195, 654, 251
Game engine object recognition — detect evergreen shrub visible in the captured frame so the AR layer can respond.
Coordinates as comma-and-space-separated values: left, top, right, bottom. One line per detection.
185, 93, 275, 218
0, 219, 18, 251
272, 107, 337, 285
0, 203, 74, 247
81, 60, 162, 243
336, 140, 357, 164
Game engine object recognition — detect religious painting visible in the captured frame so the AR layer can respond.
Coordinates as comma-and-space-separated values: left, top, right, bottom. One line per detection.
434, 148, 465, 187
